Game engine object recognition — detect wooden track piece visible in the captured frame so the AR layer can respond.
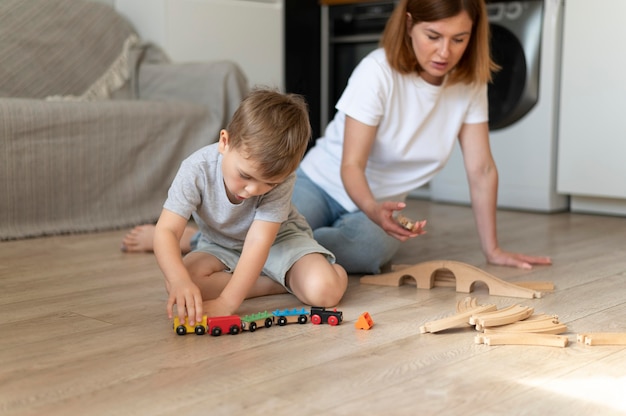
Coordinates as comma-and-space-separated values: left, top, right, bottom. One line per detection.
433, 272, 457, 288
361, 260, 543, 299
513, 281, 555, 292
391, 265, 554, 291
456, 297, 479, 313
420, 304, 496, 334
389, 264, 457, 288
470, 305, 534, 329
520, 313, 558, 322
483, 314, 567, 335
577, 333, 626, 346
475, 333, 569, 348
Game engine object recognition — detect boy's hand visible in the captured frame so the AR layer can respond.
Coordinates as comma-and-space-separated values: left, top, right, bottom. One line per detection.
203, 296, 238, 317
167, 279, 203, 326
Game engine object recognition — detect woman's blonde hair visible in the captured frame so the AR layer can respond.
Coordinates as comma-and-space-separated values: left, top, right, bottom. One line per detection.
227, 88, 311, 179
381, 0, 499, 85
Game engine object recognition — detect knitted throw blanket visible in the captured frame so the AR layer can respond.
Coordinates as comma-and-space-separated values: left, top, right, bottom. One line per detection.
46, 34, 140, 101
0, 0, 143, 99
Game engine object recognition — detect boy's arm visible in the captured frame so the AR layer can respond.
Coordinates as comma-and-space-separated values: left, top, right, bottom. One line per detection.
210, 219, 280, 315
154, 208, 204, 324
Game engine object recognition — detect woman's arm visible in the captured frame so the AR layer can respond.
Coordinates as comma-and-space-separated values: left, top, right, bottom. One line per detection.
341, 116, 425, 240
340, 116, 378, 215
459, 122, 551, 269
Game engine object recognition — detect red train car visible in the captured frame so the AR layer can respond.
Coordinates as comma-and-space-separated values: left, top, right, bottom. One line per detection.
207, 315, 242, 336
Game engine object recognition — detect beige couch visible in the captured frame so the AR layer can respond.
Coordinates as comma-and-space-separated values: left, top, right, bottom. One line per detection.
0, 0, 249, 240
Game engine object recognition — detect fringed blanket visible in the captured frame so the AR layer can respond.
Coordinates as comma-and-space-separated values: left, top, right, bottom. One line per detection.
0, 0, 249, 240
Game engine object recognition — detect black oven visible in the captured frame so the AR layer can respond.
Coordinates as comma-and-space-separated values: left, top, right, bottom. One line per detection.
321, 1, 397, 129
285, 0, 541, 154
284, 0, 395, 141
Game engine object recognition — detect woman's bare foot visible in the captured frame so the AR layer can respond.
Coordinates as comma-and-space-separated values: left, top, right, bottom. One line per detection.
121, 224, 197, 254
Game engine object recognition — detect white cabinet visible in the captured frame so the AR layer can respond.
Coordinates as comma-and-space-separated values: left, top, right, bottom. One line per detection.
557, 0, 626, 215
114, 0, 284, 91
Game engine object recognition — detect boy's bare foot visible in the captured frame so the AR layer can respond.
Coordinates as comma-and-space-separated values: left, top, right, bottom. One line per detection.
121, 225, 198, 254
121, 224, 157, 253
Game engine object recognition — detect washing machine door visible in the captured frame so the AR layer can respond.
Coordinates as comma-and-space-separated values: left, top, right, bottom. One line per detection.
487, 1, 543, 131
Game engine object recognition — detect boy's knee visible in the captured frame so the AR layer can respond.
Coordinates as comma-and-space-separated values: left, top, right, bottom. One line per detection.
296, 267, 347, 308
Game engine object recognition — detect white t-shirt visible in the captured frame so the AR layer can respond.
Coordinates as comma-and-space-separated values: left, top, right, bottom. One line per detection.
300, 48, 488, 212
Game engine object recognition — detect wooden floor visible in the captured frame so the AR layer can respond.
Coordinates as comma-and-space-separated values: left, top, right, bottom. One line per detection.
2, 198, 626, 415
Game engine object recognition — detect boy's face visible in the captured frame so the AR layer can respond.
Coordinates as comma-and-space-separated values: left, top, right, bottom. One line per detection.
218, 130, 287, 203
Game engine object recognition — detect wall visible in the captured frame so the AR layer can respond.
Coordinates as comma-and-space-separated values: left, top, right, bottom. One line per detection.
114, 0, 284, 90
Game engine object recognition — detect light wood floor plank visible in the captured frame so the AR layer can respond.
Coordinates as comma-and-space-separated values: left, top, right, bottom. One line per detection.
1, 199, 626, 415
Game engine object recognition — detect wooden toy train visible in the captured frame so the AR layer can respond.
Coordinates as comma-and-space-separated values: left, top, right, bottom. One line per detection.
173, 306, 343, 336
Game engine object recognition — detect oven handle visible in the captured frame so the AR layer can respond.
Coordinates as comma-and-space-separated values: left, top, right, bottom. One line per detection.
331, 34, 382, 44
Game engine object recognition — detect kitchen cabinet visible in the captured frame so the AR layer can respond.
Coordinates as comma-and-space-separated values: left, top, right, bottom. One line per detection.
557, 0, 626, 215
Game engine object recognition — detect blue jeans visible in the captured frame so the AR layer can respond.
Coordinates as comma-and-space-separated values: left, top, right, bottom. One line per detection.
292, 169, 400, 274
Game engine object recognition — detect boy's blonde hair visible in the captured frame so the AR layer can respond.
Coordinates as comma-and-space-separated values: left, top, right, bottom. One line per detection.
226, 89, 311, 179
381, 0, 499, 85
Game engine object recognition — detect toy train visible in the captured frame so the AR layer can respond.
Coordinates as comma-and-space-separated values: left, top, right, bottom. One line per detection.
173, 306, 343, 336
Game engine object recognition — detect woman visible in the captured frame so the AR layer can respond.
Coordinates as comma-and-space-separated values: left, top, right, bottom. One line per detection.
122, 0, 551, 275
291, 0, 551, 274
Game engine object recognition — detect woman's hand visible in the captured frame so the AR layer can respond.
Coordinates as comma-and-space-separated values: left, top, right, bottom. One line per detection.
369, 201, 427, 241
340, 117, 427, 241
485, 247, 552, 270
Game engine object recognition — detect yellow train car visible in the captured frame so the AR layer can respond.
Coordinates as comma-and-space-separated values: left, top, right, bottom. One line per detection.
173, 315, 208, 335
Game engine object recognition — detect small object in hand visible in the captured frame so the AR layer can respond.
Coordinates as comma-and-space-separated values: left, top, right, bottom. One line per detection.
396, 214, 418, 231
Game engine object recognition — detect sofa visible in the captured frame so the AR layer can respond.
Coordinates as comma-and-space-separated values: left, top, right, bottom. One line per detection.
0, 0, 249, 240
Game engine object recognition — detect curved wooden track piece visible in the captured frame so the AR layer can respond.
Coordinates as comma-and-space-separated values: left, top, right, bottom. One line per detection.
470, 305, 534, 329
361, 260, 543, 299
483, 314, 567, 335
420, 303, 496, 334
456, 297, 479, 313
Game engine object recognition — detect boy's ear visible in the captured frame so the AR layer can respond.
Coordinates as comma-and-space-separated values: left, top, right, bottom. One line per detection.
218, 129, 230, 153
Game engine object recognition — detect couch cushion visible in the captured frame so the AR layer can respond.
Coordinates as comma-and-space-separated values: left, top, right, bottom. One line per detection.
0, 0, 137, 98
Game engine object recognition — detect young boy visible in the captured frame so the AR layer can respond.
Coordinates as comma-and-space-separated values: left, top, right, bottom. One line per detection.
154, 89, 347, 325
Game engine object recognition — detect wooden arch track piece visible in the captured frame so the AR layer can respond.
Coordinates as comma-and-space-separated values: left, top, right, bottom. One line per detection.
360, 260, 543, 299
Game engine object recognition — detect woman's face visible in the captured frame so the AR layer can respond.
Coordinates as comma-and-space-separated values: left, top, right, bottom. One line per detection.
407, 11, 473, 85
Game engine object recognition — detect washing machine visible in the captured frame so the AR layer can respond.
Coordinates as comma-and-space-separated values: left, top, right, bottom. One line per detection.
429, 0, 568, 212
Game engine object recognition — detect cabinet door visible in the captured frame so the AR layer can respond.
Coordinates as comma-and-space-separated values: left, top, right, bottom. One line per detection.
557, 0, 626, 206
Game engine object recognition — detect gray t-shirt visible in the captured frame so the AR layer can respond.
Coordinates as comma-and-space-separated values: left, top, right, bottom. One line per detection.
163, 143, 297, 250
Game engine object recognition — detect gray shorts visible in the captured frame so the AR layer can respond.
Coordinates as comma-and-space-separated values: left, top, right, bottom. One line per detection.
191, 218, 335, 293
